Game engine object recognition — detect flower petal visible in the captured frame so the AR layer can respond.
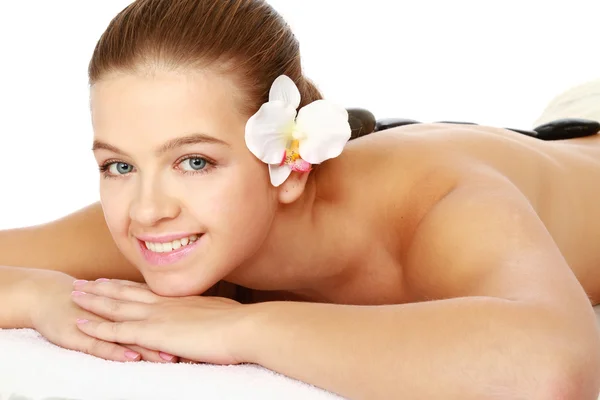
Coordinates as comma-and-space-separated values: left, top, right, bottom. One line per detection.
295, 100, 351, 164
269, 75, 301, 110
291, 158, 311, 172
245, 101, 296, 164
268, 164, 292, 187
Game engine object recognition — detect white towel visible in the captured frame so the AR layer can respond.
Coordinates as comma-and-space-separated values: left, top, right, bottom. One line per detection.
0, 329, 343, 400
533, 77, 600, 127
3, 307, 600, 400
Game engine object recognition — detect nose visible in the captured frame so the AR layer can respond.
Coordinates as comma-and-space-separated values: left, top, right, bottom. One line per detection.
129, 180, 180, 227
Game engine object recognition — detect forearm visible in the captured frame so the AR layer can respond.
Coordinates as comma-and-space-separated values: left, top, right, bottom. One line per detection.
0, 203, 142, 281
0, 265, 54, 328
243, 297, 600, 400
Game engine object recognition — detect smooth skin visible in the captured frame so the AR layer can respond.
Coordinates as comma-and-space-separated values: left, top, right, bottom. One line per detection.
1, 69, 600, 399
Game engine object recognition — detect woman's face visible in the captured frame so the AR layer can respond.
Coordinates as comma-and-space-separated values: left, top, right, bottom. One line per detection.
90, 69, 276, 296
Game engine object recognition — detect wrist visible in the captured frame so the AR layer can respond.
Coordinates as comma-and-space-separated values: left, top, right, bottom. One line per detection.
233, 301, 278, 364
23, 269, 72, 329
19, 276, 41, 329
0, 266, 58, 329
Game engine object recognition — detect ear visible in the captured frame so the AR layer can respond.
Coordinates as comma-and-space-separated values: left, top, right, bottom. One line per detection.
277, 170, 311, 204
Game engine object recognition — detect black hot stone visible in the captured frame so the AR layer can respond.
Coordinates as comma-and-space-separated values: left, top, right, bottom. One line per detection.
374, 118, 421, 132
533, 118, 600, 140
347, 108, 377, 139
435, 121, 479, 125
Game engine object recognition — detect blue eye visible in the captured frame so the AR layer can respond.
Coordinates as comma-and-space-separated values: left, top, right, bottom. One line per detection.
180, 157, 207, 171
109, 162, 133, 175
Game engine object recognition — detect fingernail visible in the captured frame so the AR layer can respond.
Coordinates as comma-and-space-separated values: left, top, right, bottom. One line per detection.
159, 352, 175, 361
96, 278, 110, 282
71, 291, 86, 297
76, 319, 89, 324
73, 280, 88, 286
125, 350, 140, 360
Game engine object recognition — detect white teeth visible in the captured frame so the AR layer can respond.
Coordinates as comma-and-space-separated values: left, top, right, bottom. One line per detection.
144, 234, 200, 253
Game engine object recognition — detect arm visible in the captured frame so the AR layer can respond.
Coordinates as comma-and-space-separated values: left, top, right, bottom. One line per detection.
0, 265, 44, 328
242, 173, 600, 399
0, 202, 142, 281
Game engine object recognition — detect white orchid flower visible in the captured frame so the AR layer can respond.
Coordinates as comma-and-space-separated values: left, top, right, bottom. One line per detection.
245, 75, 351, 187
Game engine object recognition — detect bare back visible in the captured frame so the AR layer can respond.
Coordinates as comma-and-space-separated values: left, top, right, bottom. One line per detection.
334, 123, 600, 304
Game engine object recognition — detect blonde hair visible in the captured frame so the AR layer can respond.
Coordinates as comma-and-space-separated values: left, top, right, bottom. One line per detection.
533, 78, 600, 127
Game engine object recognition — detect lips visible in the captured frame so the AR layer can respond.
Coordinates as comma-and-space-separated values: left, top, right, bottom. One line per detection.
137, 234, 203, 266
143, 234, 200, 253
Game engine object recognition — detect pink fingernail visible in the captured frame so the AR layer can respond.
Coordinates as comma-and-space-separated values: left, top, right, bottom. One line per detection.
125, 350, 140, 360
76, 319, 89, 324
159, 352, 175, 361
73, 280, 88, 286
96, 278, 110, 282
72, 291, 86, 297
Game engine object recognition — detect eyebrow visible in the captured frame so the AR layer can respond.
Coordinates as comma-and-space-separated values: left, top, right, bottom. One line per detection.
92, 133, 230, 156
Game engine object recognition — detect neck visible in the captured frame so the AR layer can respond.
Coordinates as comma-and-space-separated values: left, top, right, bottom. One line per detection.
226, 167, 358, 302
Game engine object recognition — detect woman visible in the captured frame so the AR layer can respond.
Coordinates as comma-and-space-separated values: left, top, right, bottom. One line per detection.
1, 0, 599, 399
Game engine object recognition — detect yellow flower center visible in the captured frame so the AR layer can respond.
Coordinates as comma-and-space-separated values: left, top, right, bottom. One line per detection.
283, 139, 301, 165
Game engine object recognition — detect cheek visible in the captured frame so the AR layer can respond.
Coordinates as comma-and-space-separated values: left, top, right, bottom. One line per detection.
196, 163, 275, 242
99, 183, 130, 237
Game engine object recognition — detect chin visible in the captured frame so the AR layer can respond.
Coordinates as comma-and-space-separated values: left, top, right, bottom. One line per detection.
144, 273, 215, 297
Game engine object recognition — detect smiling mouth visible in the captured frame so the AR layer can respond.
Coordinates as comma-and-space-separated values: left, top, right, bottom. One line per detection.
143, 234, 200, 253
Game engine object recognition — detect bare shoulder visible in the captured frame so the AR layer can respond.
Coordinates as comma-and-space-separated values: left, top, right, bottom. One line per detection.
315, 124, 600, 305
399, 163, 590, 309
377, 124, 600, 303
342, 124, 595, 306
346, 123, 600, 251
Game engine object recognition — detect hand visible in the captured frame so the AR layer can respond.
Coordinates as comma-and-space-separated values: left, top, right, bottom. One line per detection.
71, 279, 249, 365
29, 270, 176, 363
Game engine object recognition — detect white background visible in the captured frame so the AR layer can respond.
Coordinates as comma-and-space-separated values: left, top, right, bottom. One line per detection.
0, 0, 599, 229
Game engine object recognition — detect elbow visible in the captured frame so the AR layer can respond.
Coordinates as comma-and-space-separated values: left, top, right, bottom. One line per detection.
512, 297, 600, 400
534, 331, 600, 400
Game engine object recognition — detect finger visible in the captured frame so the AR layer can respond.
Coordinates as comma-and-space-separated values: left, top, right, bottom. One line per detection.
71, 291, 149, 321
111, 279, 150, 289
125, 344, 178, 363
73, 325, 142, 362
73, 279, 157, 303
76, 319, 161, 351
73, 278, 148, 289
72, 308, 172, 363
179, 358, 200, 364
